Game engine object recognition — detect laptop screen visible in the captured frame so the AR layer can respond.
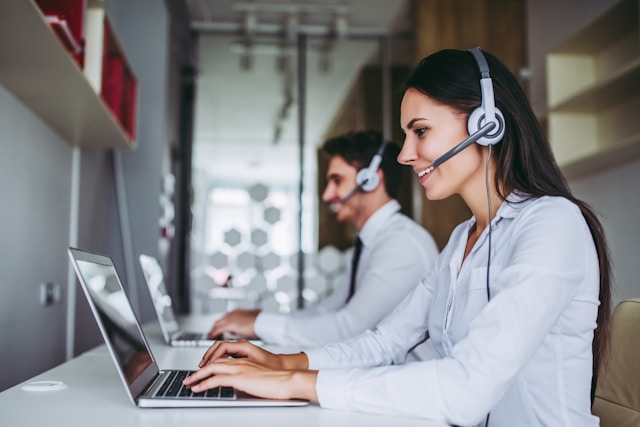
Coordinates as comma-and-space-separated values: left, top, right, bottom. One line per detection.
139, 254, 180, 341
69, 248, 160, 400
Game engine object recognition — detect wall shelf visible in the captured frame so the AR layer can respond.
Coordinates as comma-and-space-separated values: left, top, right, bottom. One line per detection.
0, 0, 135, 149
546, 0, 639, 178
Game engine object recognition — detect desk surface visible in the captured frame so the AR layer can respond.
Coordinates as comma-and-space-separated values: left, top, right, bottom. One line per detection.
0, 316, 449, 427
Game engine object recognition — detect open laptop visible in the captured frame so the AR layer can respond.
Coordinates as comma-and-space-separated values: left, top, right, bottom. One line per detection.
68, 247, 307, 408
138, 254, 216, 347
138, 254, 261, 347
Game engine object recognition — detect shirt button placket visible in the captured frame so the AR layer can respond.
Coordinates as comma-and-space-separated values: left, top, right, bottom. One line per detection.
442, 262, 458, 354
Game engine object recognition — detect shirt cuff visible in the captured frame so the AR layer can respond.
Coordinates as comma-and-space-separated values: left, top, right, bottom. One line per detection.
304, 346, 333, 370
254, 311, 287, 344
316, 368, 350, 410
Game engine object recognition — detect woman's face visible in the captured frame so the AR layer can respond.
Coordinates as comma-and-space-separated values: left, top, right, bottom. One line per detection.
398, 88, 486, 201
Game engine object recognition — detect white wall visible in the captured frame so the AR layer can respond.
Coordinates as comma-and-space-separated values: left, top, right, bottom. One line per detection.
527, 0, 640, 306
572, 160, 640, 305
0, 85, 71, 390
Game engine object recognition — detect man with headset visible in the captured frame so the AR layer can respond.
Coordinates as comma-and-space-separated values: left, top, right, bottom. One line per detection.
207, 130, 438, 354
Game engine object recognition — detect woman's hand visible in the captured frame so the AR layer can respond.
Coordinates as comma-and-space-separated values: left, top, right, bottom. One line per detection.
183, 358, 319, 402
199, 340, 309, 371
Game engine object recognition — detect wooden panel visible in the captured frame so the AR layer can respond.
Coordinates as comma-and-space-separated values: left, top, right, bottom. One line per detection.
413, 0, 526, 62
413, 0, 489, 56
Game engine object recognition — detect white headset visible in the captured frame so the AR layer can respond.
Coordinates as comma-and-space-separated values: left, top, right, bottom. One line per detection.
355, 137, 387, 192
467, 47, 505, 146
329, 137, 387, 212
428, 48, 506, 170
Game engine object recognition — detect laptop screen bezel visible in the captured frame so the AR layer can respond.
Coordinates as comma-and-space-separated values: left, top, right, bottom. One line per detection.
68, 247, 162, 403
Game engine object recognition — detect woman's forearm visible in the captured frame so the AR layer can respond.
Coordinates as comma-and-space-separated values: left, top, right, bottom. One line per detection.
280, 351, 310, 370
290, 369, 319, 402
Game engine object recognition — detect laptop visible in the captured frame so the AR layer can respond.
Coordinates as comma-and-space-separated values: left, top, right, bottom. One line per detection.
68, 247, 308, 408
138, 254, 262, 347
138, 254, 216, 347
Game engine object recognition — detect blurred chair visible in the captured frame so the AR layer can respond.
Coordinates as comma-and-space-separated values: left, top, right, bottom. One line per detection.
592, 298, 640, 427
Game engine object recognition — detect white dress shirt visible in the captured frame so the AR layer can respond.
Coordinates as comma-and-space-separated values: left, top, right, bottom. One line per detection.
306, 194, 600, 427
254, 200, 438, 347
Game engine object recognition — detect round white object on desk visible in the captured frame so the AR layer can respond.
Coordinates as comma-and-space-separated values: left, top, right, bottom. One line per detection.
21, 380, 67, 392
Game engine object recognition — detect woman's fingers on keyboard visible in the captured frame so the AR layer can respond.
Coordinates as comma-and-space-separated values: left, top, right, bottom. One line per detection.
185, 359, 241, 391
200, 341, 256, 367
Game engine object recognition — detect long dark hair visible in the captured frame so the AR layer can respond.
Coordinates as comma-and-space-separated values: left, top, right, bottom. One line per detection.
402, 49, 612, 383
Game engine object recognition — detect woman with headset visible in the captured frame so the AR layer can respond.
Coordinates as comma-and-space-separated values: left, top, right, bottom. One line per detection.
183, 48, 612, 427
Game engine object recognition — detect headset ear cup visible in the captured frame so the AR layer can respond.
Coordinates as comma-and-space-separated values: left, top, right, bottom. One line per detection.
467, 107, 505, 146
356, 167, 380, 192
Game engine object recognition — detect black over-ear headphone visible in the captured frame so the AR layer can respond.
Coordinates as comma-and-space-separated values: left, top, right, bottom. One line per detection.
428, 47, 506, 170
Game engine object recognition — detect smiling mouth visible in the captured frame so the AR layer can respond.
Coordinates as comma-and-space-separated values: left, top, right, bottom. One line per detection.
417, 166, 435, 178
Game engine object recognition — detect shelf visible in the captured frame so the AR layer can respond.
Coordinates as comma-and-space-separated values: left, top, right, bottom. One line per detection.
546, 0, 640, 177
550, 58, 640, 113
559, 135, 640, 179
35, 0, 85, 66
0, 0, 135, 149
551, 0, 637, 54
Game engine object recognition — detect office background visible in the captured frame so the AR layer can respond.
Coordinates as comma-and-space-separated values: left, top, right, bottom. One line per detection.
1, 0, 637, 393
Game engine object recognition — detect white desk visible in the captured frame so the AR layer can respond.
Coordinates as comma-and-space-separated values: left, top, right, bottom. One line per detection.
0, 316, 450, 427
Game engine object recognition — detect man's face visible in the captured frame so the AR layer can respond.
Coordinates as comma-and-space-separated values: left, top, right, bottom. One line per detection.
321, 155, 361, 224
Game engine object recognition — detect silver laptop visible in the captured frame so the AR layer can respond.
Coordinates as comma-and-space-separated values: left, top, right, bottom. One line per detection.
138, 254, 216, 347
138, 254, 261, 347
68, 247, 307, 408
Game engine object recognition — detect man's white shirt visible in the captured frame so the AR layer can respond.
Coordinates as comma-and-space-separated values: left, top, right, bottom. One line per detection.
254, 200, 438, 347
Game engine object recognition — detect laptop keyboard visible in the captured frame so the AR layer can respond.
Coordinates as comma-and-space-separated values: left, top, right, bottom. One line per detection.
175, 332, 224, 342
156, 370, 235, 399
175, 332, 204, 341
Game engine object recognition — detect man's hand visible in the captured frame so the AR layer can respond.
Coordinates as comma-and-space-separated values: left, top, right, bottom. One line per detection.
208, 308, 260, 339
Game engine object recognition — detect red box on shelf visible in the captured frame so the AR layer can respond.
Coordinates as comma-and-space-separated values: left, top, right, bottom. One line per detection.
100, 19, 137, 140
120, 66, 138, 140
35, 0, 85, 68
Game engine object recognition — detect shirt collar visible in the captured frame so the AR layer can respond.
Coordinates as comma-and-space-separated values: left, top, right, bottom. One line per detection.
496, 191, 532, 219
358, 200, 401, 247
468, 191, 533, 230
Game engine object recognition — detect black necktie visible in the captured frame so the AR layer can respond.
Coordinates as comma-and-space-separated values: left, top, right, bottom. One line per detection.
347, 236, 363, 303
